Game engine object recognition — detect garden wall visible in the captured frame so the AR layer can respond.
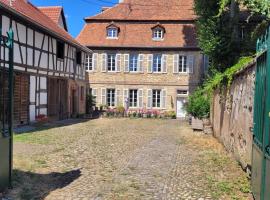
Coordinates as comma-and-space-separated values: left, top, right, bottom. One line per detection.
210, 62, 256, 172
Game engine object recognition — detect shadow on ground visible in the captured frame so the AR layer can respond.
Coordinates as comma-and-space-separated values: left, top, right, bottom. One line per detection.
7, 169, 81, 200
13, 118, 97, 135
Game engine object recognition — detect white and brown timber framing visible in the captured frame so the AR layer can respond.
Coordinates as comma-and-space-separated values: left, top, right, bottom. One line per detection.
0, 1, 91, 125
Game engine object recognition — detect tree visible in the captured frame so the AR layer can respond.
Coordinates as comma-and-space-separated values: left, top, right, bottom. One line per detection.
194, 0, 262, 73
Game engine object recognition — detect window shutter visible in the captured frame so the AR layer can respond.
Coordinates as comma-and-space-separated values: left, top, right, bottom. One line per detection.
92, 88, 97, 96
116, 54, 121, 72
93, 53, 98, 71
162, 54, 168, 73
147, 89, 152, 108
101, 88, 106, 105
161, 89, 167, 109
138, 89, 143, 108
147, 54, 153, 73
101, 53, 107, 72
116, 89, 121, 106
124, 54, 129, 72
138, 54, 144, 73
187, 55, 194, 74
92, 88, 98, 104
173, 54, 179, 74
123, 89, 129, 107
204, 55, 209, 72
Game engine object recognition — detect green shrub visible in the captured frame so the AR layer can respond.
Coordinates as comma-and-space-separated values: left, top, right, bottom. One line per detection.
115, 106, 125, 117
186, 88, 210, 119
164, 111, 177, 119
86, 93, 96, 114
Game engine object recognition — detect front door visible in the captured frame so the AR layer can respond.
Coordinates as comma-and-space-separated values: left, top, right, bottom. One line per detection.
176, 98, 186, 118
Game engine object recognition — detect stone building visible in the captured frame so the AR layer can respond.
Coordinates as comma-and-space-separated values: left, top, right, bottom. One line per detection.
0, 0, 90, 126
77, 0, 205, 117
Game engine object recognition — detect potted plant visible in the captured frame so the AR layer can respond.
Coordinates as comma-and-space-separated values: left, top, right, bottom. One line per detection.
185, 88, 210, 131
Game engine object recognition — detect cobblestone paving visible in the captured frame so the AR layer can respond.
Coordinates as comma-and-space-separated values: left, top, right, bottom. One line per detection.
7, 119, 251, 200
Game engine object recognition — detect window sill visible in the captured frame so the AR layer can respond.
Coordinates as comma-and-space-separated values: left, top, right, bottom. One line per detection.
106, 37, 118, 40
152, 38, 164, 41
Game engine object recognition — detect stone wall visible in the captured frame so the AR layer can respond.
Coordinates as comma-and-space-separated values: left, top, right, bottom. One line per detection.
210, 63, 255, 171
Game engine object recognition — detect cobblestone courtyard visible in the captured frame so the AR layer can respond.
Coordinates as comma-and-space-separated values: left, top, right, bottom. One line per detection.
6, 119, 251, 200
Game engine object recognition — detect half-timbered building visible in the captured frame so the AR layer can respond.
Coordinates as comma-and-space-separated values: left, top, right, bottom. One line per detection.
0, 0, 90, 126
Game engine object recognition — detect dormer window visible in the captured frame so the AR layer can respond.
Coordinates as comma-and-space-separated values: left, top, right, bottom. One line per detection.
152, 25, 165, 40
107, 27, 118, 39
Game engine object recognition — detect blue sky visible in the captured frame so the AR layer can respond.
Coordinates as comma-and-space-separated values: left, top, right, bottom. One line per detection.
30, 0, 118, 37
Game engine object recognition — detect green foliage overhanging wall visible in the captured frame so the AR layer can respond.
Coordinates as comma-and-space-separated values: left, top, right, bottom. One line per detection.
194, 0, 264, 73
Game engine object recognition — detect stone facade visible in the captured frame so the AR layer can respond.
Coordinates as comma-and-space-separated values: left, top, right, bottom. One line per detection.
87, 50, 204, 114
210, 62, 255, 171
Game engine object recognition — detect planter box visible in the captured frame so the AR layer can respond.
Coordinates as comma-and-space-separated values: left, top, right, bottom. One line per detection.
191, 117, 204, 130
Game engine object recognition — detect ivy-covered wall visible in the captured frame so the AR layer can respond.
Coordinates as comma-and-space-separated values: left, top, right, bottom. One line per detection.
210, 62, 255, 173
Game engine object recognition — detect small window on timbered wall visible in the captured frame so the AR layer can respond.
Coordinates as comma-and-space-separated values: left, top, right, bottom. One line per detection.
76, 51, 82, 65
57, 41, 64, 59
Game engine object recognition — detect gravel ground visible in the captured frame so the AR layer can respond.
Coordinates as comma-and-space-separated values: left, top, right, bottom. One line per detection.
4, 118, 251, 200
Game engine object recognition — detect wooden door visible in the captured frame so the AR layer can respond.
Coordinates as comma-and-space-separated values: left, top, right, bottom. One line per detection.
48, 78, 68, 121
13, 73, 29, 126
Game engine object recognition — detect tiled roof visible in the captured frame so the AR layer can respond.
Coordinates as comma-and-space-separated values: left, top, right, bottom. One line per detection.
77, 22, 198, 48
0, 0, 89, 51
85, 0, 196, 21
38, 6, 62, 25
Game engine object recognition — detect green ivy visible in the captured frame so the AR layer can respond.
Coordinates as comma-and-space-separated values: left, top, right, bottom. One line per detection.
186, 56, 255, 118
203, 56, 255, 95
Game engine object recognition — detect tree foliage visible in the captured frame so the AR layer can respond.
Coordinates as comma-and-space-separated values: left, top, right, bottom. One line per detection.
194, 0, 243, 72
194, 0, 266, 73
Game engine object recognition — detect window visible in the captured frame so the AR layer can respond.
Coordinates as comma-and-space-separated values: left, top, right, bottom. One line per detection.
177, 90, 188, 95
152, 89, 161, 108
85, 54, 93, 71
76, 51, 82, 65
179, 56, 187, 73
153, 28, 164, 40
57, 41, 64, 59
81, 86, 84, 101
153, 54, 162, 72
107, 89, 115, 107
129, 54, 138, 72
107, 54, 116, 71
129, 89, 138, 107
107, 28, 118, 38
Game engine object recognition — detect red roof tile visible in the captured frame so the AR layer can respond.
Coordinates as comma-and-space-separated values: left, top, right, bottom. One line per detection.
0, 0, 88, 51
77, 0, 198, 48
38, 6, 62, 25
77, 22, 198, 48
85, 0, 196, 21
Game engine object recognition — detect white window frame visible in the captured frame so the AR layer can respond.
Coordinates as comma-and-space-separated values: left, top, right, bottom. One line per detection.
152, 89, 161, 108
107, 27, 118, 39
129, 89, 138, 108
107, 54, 116, 72
153, 28, 164, 40
179, 55, 187, 73
177, 90, 189, 96
129, 54, 138, 72
107, 89, 115, 107
85, 54, 93, 71
153, 54, 162, 73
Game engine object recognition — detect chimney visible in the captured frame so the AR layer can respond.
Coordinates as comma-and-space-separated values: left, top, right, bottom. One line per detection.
101, 7, 111, 12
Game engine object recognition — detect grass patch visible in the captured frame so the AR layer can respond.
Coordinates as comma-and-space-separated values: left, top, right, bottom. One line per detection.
202, 150, 251, 199
14, 132, 53, 144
